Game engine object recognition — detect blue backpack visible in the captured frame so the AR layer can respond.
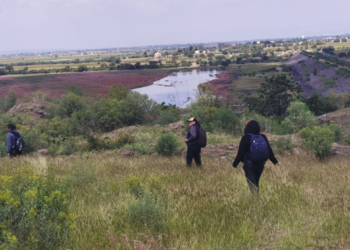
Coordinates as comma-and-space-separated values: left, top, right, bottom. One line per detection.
246, 133, 269, 163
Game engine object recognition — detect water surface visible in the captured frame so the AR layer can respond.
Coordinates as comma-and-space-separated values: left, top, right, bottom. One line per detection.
133, 69, 222, 108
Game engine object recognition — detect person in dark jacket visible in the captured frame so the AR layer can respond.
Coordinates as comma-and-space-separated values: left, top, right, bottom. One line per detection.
232, 120, 278, 193
7, 124, 22, 157
186, 117, 201, 167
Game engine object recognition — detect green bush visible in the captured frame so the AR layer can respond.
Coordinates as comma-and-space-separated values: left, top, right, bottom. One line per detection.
328, 122, 342, 143
282, 101, 318, 133
298, 125, 335, 159
0, 141, 6, 157
109, 133, 135, 149
0, 91, 17, 112
155, 133, 178, 156
273, 137, 292, 154
306, 92, 337, 116
213, 108, 240, 133
0, 167, 75, 249
345, 135, 350, 145
156, 109, 180, 125
126, 177, 167, 232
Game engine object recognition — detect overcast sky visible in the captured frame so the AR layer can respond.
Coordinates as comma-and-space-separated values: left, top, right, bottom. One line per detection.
0, 0, 349, 52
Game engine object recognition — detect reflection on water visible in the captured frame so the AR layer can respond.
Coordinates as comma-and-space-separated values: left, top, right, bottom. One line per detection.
133, 69, 221, 108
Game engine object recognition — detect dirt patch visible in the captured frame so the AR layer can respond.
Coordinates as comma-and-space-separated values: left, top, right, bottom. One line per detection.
205, 71, 238, 98
0, 70, 169, 98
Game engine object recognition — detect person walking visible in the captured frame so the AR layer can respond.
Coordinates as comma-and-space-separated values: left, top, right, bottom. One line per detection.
186, 117, 202, 167
232, 120, 278, 194
7, 124, 24, 157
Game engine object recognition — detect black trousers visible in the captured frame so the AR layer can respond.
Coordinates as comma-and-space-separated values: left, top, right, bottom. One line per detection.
186, 145, 201, 167
243, 159, 265, 194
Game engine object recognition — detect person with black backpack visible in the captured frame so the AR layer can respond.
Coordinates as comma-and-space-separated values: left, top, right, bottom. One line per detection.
232, 120, 278, 194
185, 117, 206, 167
7, 124, 25, 157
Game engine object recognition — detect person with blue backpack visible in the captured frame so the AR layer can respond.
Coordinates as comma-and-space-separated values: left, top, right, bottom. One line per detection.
232, 120, 278, 194
7, 124, 25, 157
186, 117, 206, 167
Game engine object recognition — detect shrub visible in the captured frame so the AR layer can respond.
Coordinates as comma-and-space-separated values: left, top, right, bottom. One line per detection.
86, 134, 110, 151
273, 137, 292, 154
213, 108, 240, 133
109, 133, 135, 149
155, 133, 178, 156
0, 167, 75, 249
126, 177, 167, 232
306, 92, 337, 116
328, 122, 342, 143
282, 101, 318, 133
156, 109, 180, 125
0, 91, 17, 112
0, 141, 6, 157
298, 125, 335, 159
57, 92, 87, 118
345, 135, 350, 145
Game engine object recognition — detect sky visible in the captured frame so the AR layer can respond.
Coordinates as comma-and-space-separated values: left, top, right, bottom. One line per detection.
0, 0, 349, 52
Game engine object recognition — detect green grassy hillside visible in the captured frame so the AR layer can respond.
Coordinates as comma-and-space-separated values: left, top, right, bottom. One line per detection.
2, 147, 350, 249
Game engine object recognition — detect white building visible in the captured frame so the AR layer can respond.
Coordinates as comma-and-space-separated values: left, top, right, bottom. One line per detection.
154, 52, 162, 58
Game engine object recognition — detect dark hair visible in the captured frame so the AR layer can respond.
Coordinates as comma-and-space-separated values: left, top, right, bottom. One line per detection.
7, 124, 15, 130
244, 120, 260, 135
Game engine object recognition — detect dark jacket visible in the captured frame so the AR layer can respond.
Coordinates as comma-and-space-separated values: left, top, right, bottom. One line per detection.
233, 121, 278, 167
7, 130, 21, 155
186, 124, 200, 148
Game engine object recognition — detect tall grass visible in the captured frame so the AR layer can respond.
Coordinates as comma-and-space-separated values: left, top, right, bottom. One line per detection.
1, 153, 350, 249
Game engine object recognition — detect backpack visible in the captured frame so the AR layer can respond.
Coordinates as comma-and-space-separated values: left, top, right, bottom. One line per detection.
197, 128, 207, 148
246, 133, 269, 163
11, 132, 26, 155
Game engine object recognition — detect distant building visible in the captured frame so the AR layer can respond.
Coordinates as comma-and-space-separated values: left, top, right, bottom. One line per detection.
154, 52, 162, 58
194, 50, 200, 54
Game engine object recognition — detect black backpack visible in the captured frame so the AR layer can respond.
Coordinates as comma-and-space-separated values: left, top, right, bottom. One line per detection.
197, 128, 207, 148
11, 132, 26, 155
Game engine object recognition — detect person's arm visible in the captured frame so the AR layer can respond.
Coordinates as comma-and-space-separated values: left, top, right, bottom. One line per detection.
7, 133, 12, 154
262, 135, 278, 165
232, 135, 250, 167
186, 126, 197, 142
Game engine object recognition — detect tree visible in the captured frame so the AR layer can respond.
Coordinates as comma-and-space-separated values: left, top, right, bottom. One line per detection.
5, 65, 13, 71
108, 84, 129, 101
243, 74, 301, 117
322, 46, 335, 54
171, 55, 178, 64
77, 65, 88, 72
57, 92, 87, 118
282, 101, 318, 133
305, 92, 337, 116
339, 52, 347, 58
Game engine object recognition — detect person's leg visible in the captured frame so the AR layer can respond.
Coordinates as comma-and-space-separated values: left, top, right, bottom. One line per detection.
186, 148, 194, 167
243, 160, 259, 194
254, 163, 265, 191
194, 148, 201, 167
